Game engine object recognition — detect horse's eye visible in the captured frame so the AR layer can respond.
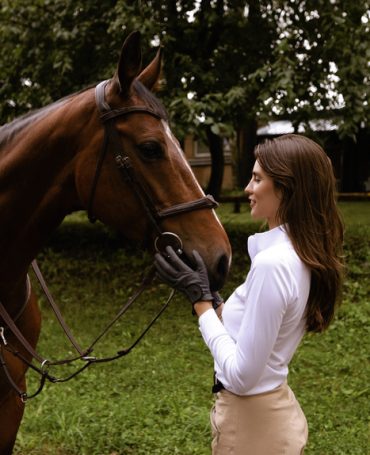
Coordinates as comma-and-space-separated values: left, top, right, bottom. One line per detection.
137, 141, 164, 161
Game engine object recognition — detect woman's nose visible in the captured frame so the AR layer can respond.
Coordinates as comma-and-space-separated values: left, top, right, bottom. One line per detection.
244, 181, 252, 195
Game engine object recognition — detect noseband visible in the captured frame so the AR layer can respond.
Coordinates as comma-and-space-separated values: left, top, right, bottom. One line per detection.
88, 80, 218, 253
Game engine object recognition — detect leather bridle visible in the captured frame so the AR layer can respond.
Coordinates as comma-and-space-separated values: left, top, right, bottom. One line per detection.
0, 80, 219, 401
88, 80, 218, 253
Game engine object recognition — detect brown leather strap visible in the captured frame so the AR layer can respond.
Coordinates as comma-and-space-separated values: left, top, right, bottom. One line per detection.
0, 347, 27, 399
95, 80, 164, 121
31, 261, 86, 356
100, 106, 163, 123
157, 194, 218, 219
0, 300, 44, 363
95, 80, 111, 112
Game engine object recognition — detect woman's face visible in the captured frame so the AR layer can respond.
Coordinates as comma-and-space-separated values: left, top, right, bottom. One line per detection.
245, 160, 282, 229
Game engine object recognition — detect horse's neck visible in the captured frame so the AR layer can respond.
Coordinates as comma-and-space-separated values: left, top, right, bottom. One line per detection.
0, 273, 30, 315
0, 91, 96, 279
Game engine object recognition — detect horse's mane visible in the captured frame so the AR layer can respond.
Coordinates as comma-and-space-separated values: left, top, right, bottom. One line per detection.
0, 81, 168, 151
0, 85, 94, 151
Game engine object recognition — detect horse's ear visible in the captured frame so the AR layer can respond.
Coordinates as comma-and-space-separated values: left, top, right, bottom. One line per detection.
115, 31, 143, 95
137, 47, 163, 91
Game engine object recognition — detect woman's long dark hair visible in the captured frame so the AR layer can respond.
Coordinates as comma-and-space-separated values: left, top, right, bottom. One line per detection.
255, 134, 344, 332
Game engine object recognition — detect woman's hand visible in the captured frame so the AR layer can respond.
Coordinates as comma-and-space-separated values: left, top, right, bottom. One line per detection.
154, 246, 213, 305
193, 300, 214, 317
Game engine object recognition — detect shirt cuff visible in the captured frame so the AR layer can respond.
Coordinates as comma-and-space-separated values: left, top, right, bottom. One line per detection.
198, 307, 228, 344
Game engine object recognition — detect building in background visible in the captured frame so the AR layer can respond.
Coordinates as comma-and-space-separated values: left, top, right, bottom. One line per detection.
185, 122, 370, 193
257, 121, 370, 193
183, 135, 235, 190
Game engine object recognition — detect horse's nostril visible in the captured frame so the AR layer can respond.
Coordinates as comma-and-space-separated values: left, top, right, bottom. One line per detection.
217, 254, 230, 280
210, 253, 230, 291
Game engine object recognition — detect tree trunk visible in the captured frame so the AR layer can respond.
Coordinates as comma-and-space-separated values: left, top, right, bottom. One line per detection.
235, 119, 258, 188
205, 126, 224, 200
341, 131, 369, 192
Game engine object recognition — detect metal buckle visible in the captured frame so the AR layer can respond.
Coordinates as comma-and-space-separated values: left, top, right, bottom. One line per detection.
40, 359, 50, 373
154, 232, 183, 255
82, 356, 97, 362
0, 327, 7, 345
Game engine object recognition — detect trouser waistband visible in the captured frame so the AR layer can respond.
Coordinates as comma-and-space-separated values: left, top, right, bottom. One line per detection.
212, 379, 225, 393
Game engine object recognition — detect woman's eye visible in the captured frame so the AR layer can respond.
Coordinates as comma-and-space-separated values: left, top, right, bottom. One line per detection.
137, 141, 164, 161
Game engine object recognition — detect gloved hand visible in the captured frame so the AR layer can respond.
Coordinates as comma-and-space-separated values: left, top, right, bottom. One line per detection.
154, 246, 213, 304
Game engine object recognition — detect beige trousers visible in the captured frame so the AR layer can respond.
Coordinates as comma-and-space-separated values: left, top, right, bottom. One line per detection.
210, 382, 308, 455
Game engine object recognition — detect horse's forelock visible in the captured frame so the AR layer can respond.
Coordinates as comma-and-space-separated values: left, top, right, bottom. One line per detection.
132, 80, 168, 121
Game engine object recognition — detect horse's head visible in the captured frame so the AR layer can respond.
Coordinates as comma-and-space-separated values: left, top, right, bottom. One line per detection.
75, 32, 231, 290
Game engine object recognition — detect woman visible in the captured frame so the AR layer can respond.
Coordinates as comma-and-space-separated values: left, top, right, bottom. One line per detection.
154, 134, 344, 454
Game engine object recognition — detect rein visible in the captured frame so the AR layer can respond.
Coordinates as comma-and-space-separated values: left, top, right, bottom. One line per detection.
0, 262, 174, 402
0, 80, 218, 402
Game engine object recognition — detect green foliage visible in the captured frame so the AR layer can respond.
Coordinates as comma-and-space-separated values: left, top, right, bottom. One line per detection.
0, 0, 118, 120
12, 203, 370, 454
250, 1, 370, 139
1, 1, 368, 140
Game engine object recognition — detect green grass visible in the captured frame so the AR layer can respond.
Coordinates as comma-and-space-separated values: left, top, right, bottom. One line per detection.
216, 200, 370, 227
13, 202, 369, 454
337, 201, 370, 226
60, 200, 370, 227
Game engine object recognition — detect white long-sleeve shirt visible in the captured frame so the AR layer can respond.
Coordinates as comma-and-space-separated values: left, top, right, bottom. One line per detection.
199, 225, 311, 396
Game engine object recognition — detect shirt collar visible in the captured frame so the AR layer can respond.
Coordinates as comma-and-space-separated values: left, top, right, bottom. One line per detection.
247, 225, 290, 261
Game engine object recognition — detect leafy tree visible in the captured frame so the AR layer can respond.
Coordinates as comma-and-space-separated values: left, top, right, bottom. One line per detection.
0, 0, 118, 119
1, 0, 369, 194
111, 0, 369, 191
251, 1, 369, 139
110, 0, 279, 195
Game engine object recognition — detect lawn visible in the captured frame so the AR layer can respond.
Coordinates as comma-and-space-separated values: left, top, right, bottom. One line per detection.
217, 200, 370, 226
13, 202, 369, 454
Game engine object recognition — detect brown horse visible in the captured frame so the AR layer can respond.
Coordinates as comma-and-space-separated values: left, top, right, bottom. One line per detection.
0, 32, 231, 453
